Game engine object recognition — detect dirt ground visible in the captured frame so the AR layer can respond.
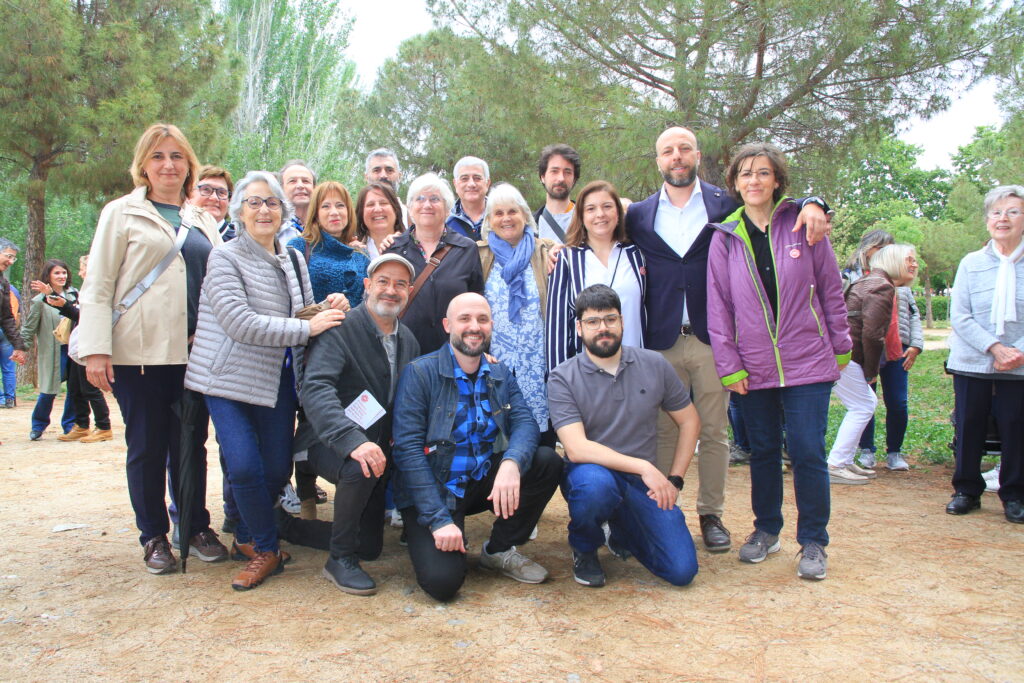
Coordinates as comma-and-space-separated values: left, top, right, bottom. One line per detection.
0, 392, 1020, 682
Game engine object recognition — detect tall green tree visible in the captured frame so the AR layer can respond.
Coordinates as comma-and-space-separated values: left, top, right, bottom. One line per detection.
0, 0, 229, 296
430, 0, 1015, 185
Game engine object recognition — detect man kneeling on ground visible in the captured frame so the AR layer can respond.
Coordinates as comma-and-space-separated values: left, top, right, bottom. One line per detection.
548, 285, 701, 587
392, 293, 562, 601
296, 254, 420, 594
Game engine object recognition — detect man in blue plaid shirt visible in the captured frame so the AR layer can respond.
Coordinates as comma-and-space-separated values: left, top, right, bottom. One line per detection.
392, 293, 563, 601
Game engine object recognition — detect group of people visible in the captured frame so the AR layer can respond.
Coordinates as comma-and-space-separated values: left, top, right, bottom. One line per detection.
6, 118, 1020, 600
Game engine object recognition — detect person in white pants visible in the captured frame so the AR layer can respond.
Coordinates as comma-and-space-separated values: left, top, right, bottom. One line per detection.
828, 244, 919, 484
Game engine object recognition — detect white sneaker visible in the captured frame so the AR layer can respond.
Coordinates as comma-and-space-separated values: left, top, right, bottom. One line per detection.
983, 464, 1001, 493
846, 462, 876, 479
389, 508, 404, 528
886, 453, 910, 471
828, 465, 870, 485
857, 449, 876, 469
277, 483, 301, 514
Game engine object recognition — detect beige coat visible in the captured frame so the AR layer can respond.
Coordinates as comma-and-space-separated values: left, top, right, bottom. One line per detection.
78, 186, 221, 366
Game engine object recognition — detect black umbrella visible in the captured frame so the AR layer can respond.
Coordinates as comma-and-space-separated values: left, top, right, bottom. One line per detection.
174, 387, 208, 573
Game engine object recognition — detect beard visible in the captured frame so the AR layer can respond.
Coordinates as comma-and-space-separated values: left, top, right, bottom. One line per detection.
451, 331, 491, 357
545, 182, 570, 200
661, 164, 698, 188
367, 294, 404, 320
583, 331, 622, 358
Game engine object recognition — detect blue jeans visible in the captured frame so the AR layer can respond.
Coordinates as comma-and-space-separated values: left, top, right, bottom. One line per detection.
0, 336, 16, 402
858, 351, 910, 455
205, 365, 297, 553
738, 382, 832, 546
561, 462, 698, 586
31, 345, 74, 433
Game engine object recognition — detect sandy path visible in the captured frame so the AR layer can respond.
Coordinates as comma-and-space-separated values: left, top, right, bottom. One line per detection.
0, 397, 1019, 682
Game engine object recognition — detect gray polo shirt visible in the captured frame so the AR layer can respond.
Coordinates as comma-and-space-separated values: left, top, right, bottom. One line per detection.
547, 345, 690, 464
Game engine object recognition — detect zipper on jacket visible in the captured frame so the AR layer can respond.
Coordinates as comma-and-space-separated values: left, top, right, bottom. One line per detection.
808, 284, 823, 336
736, 210, 786, 387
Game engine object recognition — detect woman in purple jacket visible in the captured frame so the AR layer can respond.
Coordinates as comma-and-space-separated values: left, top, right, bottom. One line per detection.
706, 143, 851, 581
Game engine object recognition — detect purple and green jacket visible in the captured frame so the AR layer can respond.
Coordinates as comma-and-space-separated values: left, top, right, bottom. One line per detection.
706, 198, 851, 390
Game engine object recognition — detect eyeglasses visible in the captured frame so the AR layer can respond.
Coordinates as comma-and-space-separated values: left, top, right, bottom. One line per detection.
196, 184, 230, 200
988, 208, 1023, 219
580, 314, 622, 330
244, 196, 283, 210
372, 276, 410, 290
0, 253, 15, 262
412, 195, 443, 205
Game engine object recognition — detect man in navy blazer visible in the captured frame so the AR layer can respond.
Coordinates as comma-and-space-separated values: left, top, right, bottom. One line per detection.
625, 126, 830, 554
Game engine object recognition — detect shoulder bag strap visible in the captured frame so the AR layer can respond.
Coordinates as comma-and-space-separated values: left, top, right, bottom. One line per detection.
112, 221, 191, 326
541, 208, 567, 243
400, 244, 452, 319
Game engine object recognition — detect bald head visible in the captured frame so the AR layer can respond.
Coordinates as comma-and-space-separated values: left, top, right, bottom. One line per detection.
444, 293, 492, 359
656, 127, 701, 189
446, 292, 490, 319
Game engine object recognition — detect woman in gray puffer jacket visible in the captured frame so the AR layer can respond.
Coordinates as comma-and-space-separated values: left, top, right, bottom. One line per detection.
185, 171, 345, 591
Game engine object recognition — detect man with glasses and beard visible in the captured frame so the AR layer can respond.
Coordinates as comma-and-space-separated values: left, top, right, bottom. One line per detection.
391, 293, 562, 601
548, 285, 701, 588
294, 254, 421, 595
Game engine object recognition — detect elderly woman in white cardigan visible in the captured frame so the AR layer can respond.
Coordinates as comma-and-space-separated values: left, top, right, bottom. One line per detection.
185, 171, 345, 590
944, 185, 1024, 524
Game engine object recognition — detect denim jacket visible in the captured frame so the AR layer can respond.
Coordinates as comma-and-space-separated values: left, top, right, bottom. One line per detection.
391, 344, 540, 531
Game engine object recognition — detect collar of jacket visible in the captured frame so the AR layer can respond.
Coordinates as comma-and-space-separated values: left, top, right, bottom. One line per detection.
235, 225, 288, 268
436, 342, 507, 381
709, 196, 795, 244
122, 185, 204, 228
311, 230, 357, 257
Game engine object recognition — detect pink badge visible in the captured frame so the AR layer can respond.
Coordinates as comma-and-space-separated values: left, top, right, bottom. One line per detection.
789, 248, 801, 259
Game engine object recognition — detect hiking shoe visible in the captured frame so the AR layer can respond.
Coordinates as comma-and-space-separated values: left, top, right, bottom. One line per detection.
187, 529, 229, 562
983, 464, 1001, 493
278, 483, 301, 514
829, 465, 869, 485
738, 530, 780, 564
143, 535, 177, 575
389, 508, 404, 528
857, 449, 876, 469
886, 453, 910, 471
323, 555, 378, 595
29, 430, 42, 441
315, 484, 328, 504
480, 544, 549, 584
571, 549, 605, 587
231, 550, 284, 591
699, 514, 732, 552
797, 542, 828, 580
845, 462, 876, 479
231, 539, 291, 565
729, 444, 751, 465
80, 428, 113, 443
58, 425, 90, 442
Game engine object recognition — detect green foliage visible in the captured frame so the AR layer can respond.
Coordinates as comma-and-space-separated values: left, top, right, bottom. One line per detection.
917, 295, 949, 321
951, 116, 1024, 191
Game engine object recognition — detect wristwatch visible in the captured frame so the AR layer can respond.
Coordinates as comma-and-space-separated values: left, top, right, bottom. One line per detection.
667, 475, 684, 491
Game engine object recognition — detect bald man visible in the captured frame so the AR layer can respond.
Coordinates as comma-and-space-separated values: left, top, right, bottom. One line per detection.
391, 293, 563, 601
625, 126, 831, 554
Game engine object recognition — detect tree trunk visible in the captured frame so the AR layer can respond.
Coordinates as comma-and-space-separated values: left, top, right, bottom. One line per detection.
21, 161, 50, 388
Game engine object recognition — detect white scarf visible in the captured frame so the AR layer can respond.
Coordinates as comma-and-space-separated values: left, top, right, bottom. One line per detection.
990, 239, 1024, 336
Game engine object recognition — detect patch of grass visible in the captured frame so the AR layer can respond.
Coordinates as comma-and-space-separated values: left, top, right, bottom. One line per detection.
826, 349, 954, 465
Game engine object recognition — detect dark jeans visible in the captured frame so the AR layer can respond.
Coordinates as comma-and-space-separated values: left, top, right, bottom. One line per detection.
111, 364, 211, 546
728, 392, 749, 451
205, 365, 296, 553
561, 461, 698, 586
401, 446, 562, 602
952, 374, 1024, 502
31, 344, 74, 433
739, 382, 832, 546
858, 351, 910, 455
167, 403, 236, 526
308, 441, 387, 560
67, 360, 110, 430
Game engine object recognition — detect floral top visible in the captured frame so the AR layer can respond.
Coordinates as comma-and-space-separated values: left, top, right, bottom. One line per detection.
485, 262, 548, 429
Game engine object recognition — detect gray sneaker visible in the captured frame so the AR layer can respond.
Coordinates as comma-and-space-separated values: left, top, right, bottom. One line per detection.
857, 449, 876, 469
886, 453, 909, 471
797, 542, 828, 580
738, 530, 780, 563
729, 444, 751, 465
479, 544, 549, 584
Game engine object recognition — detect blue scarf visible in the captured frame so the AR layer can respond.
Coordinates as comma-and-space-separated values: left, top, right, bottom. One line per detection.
488, 229, 534, 323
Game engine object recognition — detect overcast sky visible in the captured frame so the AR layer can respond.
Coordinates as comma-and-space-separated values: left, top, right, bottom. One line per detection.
346, 1, 1005, 171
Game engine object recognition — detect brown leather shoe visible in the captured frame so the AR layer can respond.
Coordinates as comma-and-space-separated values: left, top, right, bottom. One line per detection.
80, 428, 114, 443
231, 550, 285, 591
231, 539, 291, 565
143, 535, 177, 575
699, 514, 732, 553
58, 425, 91, 442
187, 529, 229, 562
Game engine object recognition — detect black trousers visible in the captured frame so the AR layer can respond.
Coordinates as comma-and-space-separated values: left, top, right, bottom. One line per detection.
67, 361, 110, 430
402, 446, 562, 602
953, 373, 1024, 502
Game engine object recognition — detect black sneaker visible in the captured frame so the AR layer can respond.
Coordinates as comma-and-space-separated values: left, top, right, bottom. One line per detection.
323, 555, 378, 595
572, 549, 606, 587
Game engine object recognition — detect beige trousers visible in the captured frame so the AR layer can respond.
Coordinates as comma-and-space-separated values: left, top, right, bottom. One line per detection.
656, 334, 730, 517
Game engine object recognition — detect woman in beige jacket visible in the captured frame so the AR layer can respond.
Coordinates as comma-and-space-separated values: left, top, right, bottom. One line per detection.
77, 123, 227, 575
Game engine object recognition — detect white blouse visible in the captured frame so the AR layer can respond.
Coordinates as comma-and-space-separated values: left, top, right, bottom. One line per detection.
583, 244, 643, 349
